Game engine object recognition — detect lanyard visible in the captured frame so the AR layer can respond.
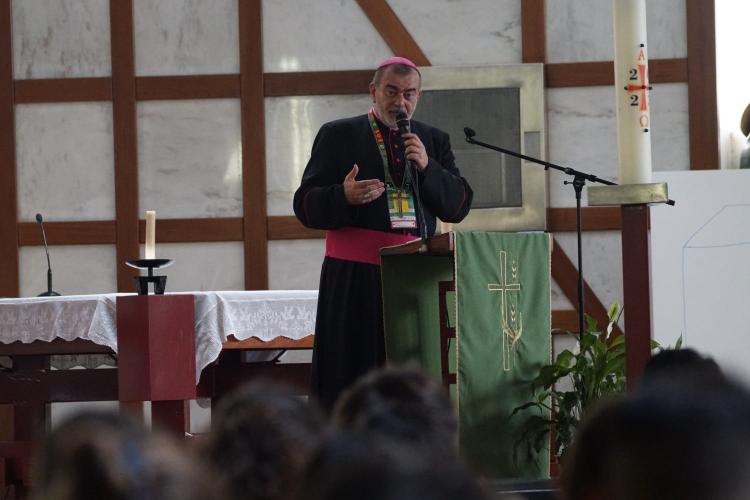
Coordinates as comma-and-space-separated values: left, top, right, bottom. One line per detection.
367, 109, 411, 190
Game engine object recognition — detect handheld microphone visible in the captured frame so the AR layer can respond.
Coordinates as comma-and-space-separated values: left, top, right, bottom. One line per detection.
395, 111, 413, 169
396, 111, 411, 136
394, 111, 428, 243
36, 213, 60, 297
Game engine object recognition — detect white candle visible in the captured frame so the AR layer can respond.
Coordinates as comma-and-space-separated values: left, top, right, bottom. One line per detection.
145, 210, 156, 259
613, 0, 653, 184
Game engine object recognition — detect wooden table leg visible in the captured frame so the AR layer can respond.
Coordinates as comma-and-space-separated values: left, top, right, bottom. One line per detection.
151, 400, 190, 436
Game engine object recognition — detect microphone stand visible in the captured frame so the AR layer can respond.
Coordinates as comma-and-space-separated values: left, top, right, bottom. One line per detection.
36, 213, 60, 297
409, 161, 428, 244
463, 127, 615, 338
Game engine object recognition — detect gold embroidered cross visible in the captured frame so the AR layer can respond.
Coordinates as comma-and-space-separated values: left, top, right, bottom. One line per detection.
488, 251, 523, 371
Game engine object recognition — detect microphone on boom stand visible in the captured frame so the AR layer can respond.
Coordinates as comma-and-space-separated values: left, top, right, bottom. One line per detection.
36, 213, 60, 297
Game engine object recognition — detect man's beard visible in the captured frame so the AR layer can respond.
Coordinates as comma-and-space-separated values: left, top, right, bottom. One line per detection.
377, 106, 409, 129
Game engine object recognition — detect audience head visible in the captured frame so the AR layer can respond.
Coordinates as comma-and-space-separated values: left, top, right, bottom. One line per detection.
293, 430, 488, 500
204, 379, 325, 500
332, 365, 458, 457
31, 410, 217, 500
639, 347, 726, 390
563, 375, 750, 500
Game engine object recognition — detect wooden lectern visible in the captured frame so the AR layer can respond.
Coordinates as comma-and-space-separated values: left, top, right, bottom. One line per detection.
380, 231, 552, 478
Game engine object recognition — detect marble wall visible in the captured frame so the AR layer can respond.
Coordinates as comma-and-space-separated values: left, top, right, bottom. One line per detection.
10, 0, 692, 305
137, 99, 243, 218
546, 0, 687, 63
12, 0, 112, 79
133, 0, 239, 76
16, 102, 115, 222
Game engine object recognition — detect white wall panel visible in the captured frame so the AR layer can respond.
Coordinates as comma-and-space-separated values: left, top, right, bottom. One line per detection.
263, 0, 391, 72
650, 83, 690, 171
268, 240, 325, 290
138, 99, 242, 218
546, 0, 687, 64
547, 83, 689, 208
266, 94, 372, 216
389, 0, 522, 65
646, 0, 687, 59
16, 103, 115, 222
554, 231, 623, 323
546, 86, 618, 208
551, 279, 573, 310
19, 245, 117, 297
12, 0, 111, 79
154, 242, 245, 292
133, 0, 239, 76
546, 1, 614, 64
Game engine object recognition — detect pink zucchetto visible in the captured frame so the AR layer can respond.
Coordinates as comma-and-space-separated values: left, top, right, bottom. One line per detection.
377, 56, 420, 75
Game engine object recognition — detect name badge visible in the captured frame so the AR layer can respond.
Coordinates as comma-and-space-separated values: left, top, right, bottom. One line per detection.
386, 185, 417, 229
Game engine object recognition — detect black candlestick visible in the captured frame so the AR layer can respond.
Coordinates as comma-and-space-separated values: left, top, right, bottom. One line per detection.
126, 258, 173, 295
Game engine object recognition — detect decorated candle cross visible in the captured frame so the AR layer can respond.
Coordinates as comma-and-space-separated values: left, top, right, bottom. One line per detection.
613, 0, 653, 185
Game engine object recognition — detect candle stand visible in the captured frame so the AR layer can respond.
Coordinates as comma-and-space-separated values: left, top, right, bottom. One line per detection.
126, 259, 173, 295
588, 183, 671, 386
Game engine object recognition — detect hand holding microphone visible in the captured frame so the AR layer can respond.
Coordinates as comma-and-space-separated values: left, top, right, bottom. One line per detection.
395, 111, 428, 171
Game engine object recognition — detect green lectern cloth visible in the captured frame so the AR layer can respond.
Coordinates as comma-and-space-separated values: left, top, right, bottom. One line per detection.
381, 231, 551, 478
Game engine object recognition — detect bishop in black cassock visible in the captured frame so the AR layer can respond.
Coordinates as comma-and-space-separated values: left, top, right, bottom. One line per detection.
293, 57, 473, 409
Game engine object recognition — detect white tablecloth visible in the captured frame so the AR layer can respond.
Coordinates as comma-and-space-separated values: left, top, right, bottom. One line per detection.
0, 291, 318, 381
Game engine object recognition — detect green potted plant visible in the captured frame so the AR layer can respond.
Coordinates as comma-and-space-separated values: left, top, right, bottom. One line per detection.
512, 303, 672, 467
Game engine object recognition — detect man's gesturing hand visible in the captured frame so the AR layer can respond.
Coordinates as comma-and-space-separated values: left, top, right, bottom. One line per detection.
343, 164, 385, 205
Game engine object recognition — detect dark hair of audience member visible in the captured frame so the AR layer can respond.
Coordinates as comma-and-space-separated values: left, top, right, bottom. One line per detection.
30, 410, 219, 500
639, 347, 727, 390
291, 430, 489, 500
559, 397, 624, 500
563, 378, 750, 500
203, 379, 325, 500
332, 365, 458, 457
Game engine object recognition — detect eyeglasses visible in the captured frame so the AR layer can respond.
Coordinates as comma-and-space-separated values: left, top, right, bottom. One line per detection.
382, 85, 419, 102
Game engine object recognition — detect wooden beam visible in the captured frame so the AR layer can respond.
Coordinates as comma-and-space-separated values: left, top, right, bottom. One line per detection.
17, 219, 244, 246
6, 58, 689, 104
0, 0, 19, 297
12, 209, 623, 246
265, 70, 372, 97
223, 335, 314, 350
18, 221, 116, 246
686, 0, 719, 170
0, 339, 111, 356
552, 310, 579, 333
138, 218, 243, 243
14, 77, 112, 103
551, 239, 623, 336
268, 216, 324, 240
110, 0, 140, 292
355, 0, 430, 66
136, 74, 240, 100
521, 0, 546, 63
547, 207, 622, 232
650, 58, 690, 84
0, 370, 118, 403
546, 58, 688, 88
621, 205, 652, 387
239, 0, 268, 289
